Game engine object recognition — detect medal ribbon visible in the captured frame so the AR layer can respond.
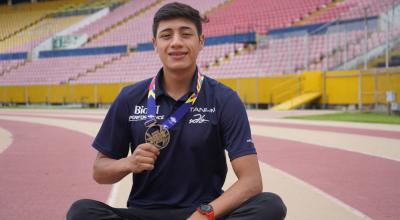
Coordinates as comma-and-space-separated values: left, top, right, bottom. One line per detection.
146, 70, 204, 129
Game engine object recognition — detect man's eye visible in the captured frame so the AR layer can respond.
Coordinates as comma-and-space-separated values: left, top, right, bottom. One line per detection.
182, 33, 192, 37
160, 35, 171, 39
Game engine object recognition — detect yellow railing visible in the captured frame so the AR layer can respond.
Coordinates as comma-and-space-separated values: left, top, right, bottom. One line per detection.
1, 69, 399, 105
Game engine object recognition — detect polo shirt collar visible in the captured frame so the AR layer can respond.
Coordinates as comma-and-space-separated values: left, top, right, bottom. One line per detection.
154, 67, 200, 101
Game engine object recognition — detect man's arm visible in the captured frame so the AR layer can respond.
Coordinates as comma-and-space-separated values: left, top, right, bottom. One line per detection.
188, 154, 263, 219
93, 143, 160, 184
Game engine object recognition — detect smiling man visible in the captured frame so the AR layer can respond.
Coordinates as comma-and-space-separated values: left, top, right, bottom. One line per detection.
67, 2, 286, 220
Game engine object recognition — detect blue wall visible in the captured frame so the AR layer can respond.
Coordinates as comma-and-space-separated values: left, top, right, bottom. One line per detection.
39, 45, 128, 58
0, 52, 27, 61
268, 16, 378, 38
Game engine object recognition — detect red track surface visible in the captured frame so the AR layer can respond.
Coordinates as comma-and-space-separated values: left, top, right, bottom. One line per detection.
0, 120, 110, 220
254, 135, 400, 220
1, 112, 399, 219
0, 114, 102, 123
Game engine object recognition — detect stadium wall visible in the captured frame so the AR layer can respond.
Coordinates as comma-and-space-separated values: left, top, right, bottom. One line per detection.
38, 45, 128, 58
1, 70, 399, 106
0, 52, 28, 60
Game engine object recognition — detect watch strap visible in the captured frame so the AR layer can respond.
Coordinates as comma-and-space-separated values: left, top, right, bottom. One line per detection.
197, 204, 215, 220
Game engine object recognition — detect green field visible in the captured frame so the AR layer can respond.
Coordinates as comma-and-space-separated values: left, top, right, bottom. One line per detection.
286, 112, 400, 125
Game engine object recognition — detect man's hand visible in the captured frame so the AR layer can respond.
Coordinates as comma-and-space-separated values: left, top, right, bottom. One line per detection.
92, 144, 159, 184
120, 143, 160, 174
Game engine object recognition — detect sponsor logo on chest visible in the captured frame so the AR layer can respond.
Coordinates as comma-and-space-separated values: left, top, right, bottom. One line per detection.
129, 105, 164, 122
128, 105, 216, 123
188, 107, 215, 124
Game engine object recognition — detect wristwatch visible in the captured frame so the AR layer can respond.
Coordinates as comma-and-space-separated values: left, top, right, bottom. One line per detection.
197, 204, 215, 220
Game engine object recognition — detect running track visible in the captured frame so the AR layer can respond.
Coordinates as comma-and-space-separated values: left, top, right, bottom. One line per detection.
0, 109, 399, 220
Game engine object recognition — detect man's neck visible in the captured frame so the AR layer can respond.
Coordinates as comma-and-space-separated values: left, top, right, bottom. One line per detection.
162, 66, 196, 101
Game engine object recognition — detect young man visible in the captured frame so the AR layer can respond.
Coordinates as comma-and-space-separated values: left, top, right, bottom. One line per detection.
67, 2, 286, 220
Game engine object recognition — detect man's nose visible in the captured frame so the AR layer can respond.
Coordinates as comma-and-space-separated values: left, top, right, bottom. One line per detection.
171, 34, 183, 47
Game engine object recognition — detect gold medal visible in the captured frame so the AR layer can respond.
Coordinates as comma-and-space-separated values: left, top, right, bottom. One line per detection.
144, 70, 204, 150
145, 123, 170, 150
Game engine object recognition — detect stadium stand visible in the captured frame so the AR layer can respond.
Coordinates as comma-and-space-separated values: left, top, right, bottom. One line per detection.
73, 0, 158, 46
204, 0, 332, 36
206, 44, 261, 78
204, 0, 400, 75
0, 0, 399, 87
83, 0, 227, 48
309, 0, 400, 24
2, 15, 87, 53
0, 0, 85, 39
0, 0, 93, 53
0, 59, 26, 76
0, 54, 120, 85
58, 0, 129, 13
71, 51, 160, 84
72, 43, 242, 84
206, 24, 400, 77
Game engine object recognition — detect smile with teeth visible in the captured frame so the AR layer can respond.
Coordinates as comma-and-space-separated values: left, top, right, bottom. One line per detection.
169, 51, 188, 58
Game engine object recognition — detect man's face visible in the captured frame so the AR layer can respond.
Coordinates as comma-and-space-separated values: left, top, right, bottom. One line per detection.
153, 18, 204, 73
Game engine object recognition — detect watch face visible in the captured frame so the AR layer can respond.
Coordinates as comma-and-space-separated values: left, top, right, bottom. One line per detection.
200, 204, 213, 212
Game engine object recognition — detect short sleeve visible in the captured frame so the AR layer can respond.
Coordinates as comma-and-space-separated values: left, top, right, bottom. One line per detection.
92, 88, 131, 159
220, 92, 256, 160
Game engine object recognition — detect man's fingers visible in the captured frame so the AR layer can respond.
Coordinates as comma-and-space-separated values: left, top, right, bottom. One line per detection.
135, 148, 158, 160
138, 143, 160, 155
139, 163, 154, 171
126, 143, 160, 174
137, 155, 156, 165
125, 155, 156, 173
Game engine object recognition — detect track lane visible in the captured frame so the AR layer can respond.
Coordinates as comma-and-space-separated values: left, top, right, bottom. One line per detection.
0, 120, 110, 220
253, 135, 400, 220
251, 125, 400, 161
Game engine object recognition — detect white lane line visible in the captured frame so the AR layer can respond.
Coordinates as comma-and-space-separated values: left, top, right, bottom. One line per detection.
223, 154, 370, 220
0, 115, 100, 137
249, 117, 400, 132
106, 181, 122, 207
256, 161, 371, 220
0, 126, 13, 154
251, 124, 400, 161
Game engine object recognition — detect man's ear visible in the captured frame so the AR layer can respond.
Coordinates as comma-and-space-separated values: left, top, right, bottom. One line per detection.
199, 34, 205, 50
152, 38, 158, 53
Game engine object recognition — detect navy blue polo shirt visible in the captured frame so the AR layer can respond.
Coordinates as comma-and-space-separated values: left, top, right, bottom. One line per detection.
93, 67, 256, 209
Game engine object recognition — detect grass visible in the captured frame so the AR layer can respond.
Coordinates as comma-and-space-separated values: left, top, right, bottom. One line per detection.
286, 112, 400, 125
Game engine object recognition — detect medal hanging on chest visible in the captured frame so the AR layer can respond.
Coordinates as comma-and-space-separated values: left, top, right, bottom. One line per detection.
144, 70, 204, 150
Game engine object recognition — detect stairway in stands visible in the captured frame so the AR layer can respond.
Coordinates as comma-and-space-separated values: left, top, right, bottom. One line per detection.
66, 53, 129, 84
85, 0, 163, 46
293, 0, 346, 26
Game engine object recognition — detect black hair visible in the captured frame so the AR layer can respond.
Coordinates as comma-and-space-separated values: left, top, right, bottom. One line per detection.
152, 2, 209, 38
